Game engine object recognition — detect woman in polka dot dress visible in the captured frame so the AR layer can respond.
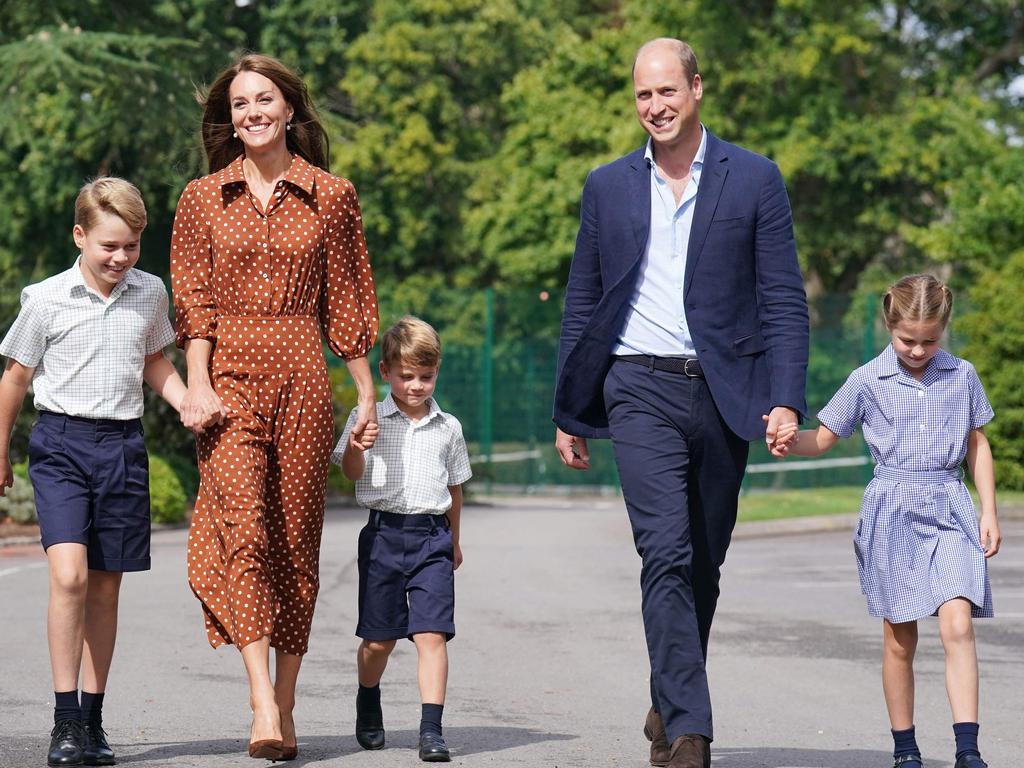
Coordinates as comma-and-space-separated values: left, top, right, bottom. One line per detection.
170, 54, 379, 761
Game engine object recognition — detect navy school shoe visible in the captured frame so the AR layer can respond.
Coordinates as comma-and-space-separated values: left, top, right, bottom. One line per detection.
418, 732, 451, 762
82, 722, 115, 766
893, 755, 923, 768
954, 755, 987, 768
48, 719, 85, 766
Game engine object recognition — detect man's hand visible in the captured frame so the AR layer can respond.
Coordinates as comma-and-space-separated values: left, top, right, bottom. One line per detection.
762, 414, 798, 458
555, 427, 590, 470
763, 406, 798, 456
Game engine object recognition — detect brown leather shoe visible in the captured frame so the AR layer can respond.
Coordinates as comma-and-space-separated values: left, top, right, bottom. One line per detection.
666, 734, 710, 768
643, 708, 671, 766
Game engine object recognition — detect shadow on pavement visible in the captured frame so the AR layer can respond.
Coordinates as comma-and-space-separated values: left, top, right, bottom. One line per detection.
115, 725, 577, 763
714, 746, 952, 768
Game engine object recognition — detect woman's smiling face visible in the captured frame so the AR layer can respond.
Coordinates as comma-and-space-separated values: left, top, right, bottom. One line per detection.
228, 70, 293, 155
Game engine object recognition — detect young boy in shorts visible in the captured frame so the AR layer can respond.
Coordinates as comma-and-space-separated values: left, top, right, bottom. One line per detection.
0, 177, 187, 766
333, 315, 472, 763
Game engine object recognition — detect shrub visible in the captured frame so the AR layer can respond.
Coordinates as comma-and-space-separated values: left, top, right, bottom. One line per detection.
149, 454, 188, 524
0, 463, 36, 523
961, 251, 1024, 490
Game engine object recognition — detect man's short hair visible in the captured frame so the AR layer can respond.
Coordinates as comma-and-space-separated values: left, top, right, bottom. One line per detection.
633, 38, 700, 82
381, 316, 442, 370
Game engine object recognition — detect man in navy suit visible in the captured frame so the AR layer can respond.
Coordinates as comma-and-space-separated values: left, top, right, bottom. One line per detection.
554, 38, 809, 768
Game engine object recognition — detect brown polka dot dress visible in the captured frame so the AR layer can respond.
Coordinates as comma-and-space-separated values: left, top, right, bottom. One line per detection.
170, 154, 378, 656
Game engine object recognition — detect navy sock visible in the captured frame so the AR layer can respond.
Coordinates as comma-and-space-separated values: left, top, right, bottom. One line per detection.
420, 703, 443, 737
892, 726, 920, 759
81, 691, 104, 726
356, 684, 382, 721
54, 690, 80, 724
953, 721, 980, 760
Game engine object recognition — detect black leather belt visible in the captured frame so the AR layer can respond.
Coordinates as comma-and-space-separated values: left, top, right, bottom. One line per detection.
617, 355, 704, 377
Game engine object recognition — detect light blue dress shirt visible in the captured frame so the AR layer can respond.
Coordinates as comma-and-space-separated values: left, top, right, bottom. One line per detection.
613, 127, 706, 357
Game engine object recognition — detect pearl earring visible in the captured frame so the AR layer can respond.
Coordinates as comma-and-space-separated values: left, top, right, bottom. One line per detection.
232, 131, 238, 138
286, 122, 292, 131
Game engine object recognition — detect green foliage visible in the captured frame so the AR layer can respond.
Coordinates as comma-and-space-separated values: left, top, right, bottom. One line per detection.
0, 463, 36, 523
960, 251, 1024, 490
3, 0, 1024, 491
149, 453, 188, 524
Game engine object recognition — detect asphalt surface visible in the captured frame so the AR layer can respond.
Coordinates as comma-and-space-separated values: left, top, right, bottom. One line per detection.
1, 500, 1021, 767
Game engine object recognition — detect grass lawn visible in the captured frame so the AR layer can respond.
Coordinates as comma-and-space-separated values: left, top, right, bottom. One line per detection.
738, 486, 1024, 522
738, 486, 862, 521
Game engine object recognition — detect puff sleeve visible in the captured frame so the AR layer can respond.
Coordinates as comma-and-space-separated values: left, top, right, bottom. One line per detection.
170, 179, 217, 348
319, 180, 379, 360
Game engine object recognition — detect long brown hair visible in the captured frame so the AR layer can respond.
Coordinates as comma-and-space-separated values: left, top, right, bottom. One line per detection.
199, 53, 329, 173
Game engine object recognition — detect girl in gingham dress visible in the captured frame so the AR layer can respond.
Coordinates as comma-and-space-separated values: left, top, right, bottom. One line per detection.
775, 275, 1000, 768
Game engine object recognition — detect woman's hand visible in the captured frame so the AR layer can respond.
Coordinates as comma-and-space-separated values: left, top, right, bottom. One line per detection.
349, 396, 378, 450
180, 381, 228, 434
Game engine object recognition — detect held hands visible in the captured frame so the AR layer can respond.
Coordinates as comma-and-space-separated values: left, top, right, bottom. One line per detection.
349, 397, 379, 451
555, 427, 590, 470
763, 407, 799, 458
180, 382, 228, 434
980, 513, 1001, 558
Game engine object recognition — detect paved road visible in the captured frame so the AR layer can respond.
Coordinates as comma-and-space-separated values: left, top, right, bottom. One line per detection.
2, 501, 1021, 767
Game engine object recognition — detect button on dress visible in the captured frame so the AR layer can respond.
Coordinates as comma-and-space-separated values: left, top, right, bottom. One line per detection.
171, 154, 378, 655
818, 346, 994, 624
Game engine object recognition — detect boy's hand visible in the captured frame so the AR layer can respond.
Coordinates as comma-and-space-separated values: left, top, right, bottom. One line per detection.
349, 399, 379, 450
0, 457, 12, 497
349, 420, 379, 451
980, 513, 1001, 557
453, 540, 463, 570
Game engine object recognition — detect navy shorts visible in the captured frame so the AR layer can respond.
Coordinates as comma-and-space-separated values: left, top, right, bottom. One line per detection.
28, 412, 151, 572
356, 510, 456, 641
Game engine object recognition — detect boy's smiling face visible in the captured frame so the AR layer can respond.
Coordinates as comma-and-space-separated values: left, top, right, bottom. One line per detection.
73, 211, 141, 297
381, 360, 438, 420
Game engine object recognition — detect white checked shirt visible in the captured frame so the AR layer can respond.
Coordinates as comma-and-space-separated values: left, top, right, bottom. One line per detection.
0, 258, 176, 419
333, 394, 473, 515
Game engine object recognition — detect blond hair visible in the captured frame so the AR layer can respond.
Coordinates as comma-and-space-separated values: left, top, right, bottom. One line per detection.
380, 316, 441, 370
882, 274, 953, 329
74, 177, 147, 233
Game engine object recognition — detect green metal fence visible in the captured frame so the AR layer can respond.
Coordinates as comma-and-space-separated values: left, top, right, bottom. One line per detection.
353, 287, 895, 494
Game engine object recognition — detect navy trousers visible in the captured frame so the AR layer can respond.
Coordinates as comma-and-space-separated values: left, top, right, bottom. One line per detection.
603, 359, 749, 742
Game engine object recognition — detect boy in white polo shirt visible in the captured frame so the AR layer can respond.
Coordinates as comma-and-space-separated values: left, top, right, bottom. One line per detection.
0, 177, 187, 767
333, 315, 472, 763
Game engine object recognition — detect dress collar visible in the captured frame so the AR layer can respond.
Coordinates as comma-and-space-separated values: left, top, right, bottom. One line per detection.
218, 153, 317, 196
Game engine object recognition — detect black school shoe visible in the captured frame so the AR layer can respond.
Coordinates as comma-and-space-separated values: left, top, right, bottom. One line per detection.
893, 755, 923, 767
48, 719, 85, 766
418, 732, 451, 762
954, 755, 987, 768
82, 722, 116, 765
355, 702, 385, 750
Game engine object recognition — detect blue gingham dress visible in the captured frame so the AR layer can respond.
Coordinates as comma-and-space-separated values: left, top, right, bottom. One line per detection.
817, 345, 994, 623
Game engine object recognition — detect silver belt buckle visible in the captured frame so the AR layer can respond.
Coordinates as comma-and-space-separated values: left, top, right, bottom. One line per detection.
683, 358, 700, 377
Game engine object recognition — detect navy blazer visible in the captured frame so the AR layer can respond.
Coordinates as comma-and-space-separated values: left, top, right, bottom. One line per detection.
554, 131, 809, 442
